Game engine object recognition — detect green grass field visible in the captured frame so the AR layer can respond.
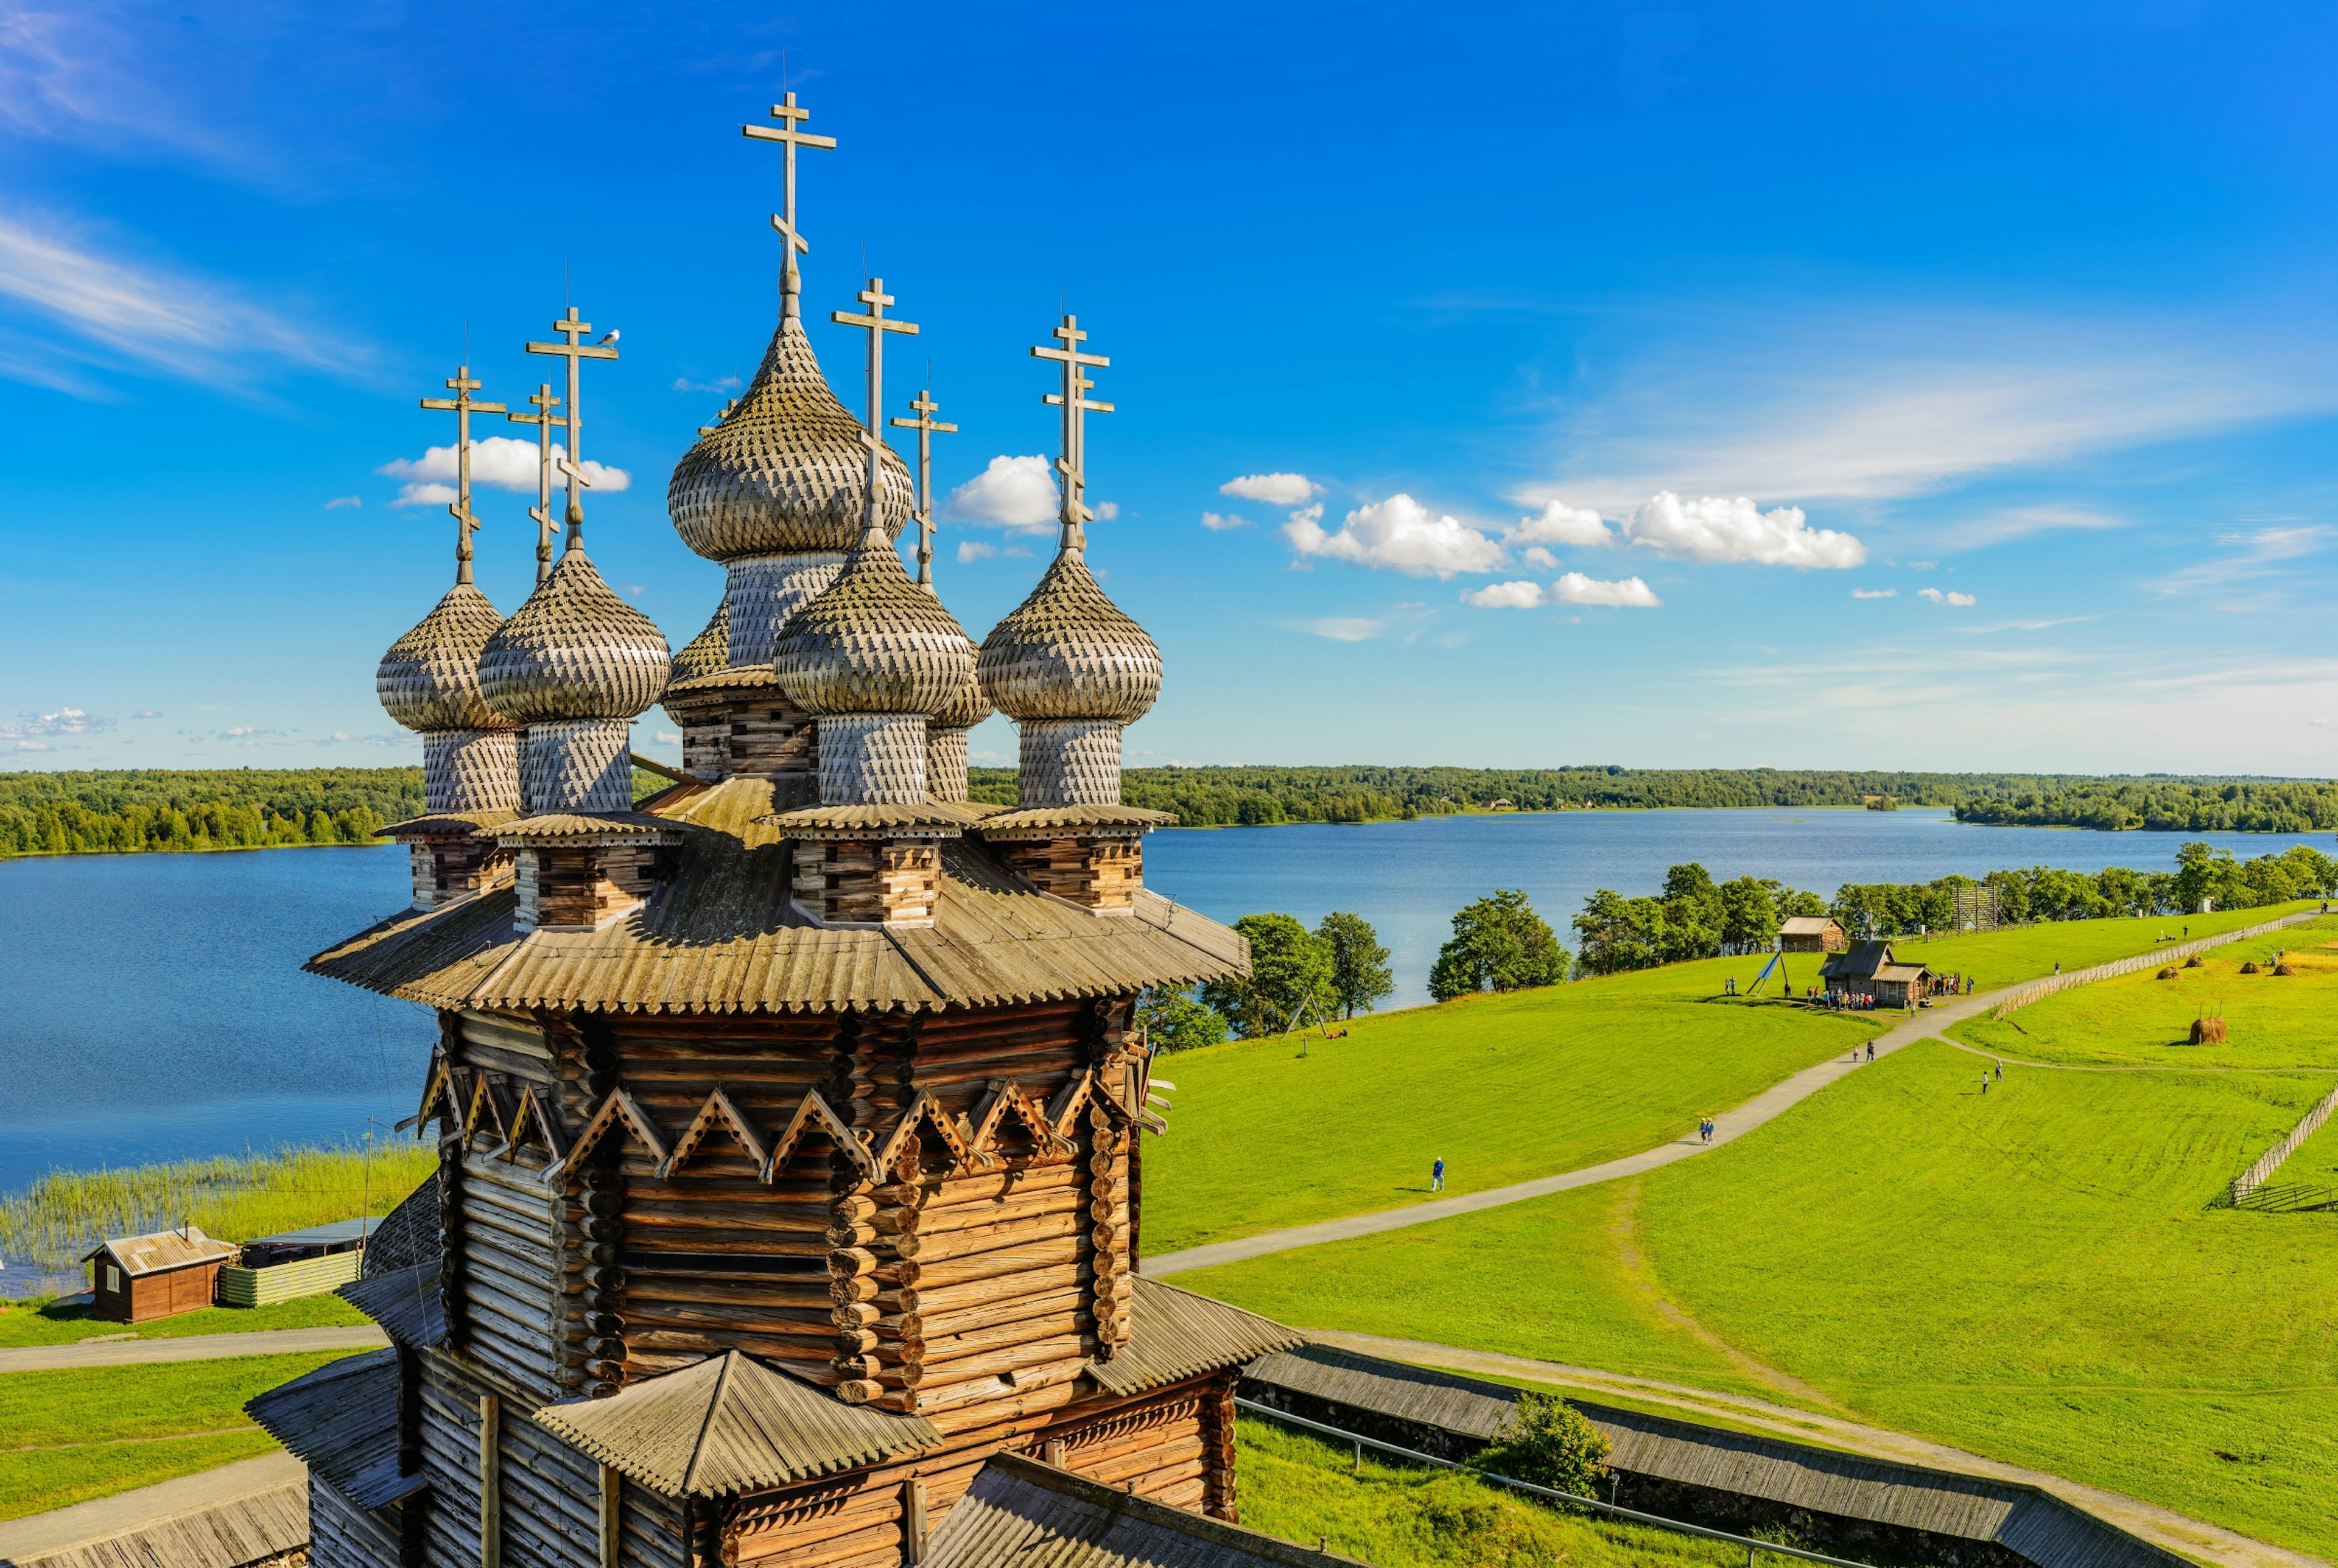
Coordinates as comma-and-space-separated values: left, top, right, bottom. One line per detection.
1884, 900, 2318, 990
0, 1350, 351, 1520
1185, 1039, 2338, 1559
1143, 953, 1889, 1254
1236, 1415, 1758, 1568
0, 1290, 372, 1348
1950, 917, 2338, 1071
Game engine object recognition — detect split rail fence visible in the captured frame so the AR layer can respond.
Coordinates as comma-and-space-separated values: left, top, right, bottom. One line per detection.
2230, 1080, 2338, 1205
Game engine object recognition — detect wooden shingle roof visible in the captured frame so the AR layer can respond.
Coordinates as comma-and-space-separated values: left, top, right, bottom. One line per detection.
83, 1226, 236, 1278
246, 1349, 424, 1510
312, 776, 1245, 1015
1086, 1279, 1307, 1398
926, 1453, 1354, 1568
531, 1349, 943, 1497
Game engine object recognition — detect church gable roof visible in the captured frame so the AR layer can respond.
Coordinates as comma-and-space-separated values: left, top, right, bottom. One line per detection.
1086, 1278, 1308, 1398
530, 1349, 943, 1497
311, 777, 1245, 1015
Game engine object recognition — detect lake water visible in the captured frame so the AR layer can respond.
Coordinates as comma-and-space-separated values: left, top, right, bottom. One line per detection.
1, 810, 2328, 1186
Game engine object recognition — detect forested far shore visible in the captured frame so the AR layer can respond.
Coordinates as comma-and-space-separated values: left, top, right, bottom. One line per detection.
1953, 779, 2338, 833
6, 764, 2335, 859
972, 765, 2331, 829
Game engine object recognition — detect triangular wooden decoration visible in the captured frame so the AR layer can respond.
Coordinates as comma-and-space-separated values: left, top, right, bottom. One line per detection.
1045, 1073, 1092, 1139
399, 1054, 452, 1135
874, 1090, 971, 1173
760, 1088, 879, 1184
500, 1084, 569, 1165
546, 1087, 667, 1185
463, 1072, 514, 1151
965, 1079, 1069, 1165
659, 1087, 771, 1179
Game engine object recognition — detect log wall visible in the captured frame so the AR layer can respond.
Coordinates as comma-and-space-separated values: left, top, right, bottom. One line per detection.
313, 1474, 403, 1568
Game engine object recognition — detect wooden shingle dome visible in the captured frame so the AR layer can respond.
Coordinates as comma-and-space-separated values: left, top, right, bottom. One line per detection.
377, 582, 518, 734
478, 548, 670, 724
667, 602, 729, 687
667, 317, 914, 562
774, 526, 975, 718
977, 551, 1161, 724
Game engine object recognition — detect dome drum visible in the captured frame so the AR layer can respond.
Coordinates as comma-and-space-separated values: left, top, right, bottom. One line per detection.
1016, 719, 1125, 809
818, 713, 929, 807
423, 730, 524, 816
925, 727, 971, 803
519, 718, 636, 814
725, 552, 847, 669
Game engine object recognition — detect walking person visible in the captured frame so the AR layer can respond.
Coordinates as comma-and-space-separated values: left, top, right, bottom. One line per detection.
1866, 1041, 1876, 1062
1431, 1157, 1445, 1193
1981, 1074, 1990, 1095
1994, 1060, 2003, 1082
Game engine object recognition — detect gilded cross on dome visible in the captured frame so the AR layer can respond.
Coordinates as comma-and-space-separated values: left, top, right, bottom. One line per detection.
524, 307, 618, 553
417, 366, 506, 585
890, 387, 956, 588
504, 385, 567, 584
743, 93, 837, 319
830, 278, 918, 535
1031, 315, 1112, 552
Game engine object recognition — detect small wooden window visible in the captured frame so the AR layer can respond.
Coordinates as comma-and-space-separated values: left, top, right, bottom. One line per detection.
107, 1265, 121, 1292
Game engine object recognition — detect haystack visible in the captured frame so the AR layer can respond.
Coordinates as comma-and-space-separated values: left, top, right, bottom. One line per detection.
2239, 961, 2261, 975
2157, 965, 2180, 979
2189, 1016, 2228, 1045
2184, 956, 2205, 968
2273, 962, 2297, 976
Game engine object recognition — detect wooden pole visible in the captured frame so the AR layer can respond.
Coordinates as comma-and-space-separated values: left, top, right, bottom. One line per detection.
903, 1477, 928, 1564
598, 1463, 620, 1568
479, 1393, 501, 1568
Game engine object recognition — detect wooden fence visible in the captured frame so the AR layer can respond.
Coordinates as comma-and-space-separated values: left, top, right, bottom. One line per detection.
1990, 910, 2324, 1020
216, 1250, 360, 1307
2230, 1079, 2338, 1205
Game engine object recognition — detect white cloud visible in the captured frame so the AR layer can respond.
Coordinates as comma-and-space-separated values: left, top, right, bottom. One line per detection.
133, 709, 159, 718
2, 705, 113, 744
1621, 492, 1865, 569
1461, 581, 1548, 609
1934, 505, 2125, 551
1554, 572, 1661, 607
1508, 499, 1613, 548
1094, 501, 1119, 520
1221, 472, 1319, 506
2149, 526, 2331, 596
379, 439, 629, 506
672, 375, 740, 394
957, 540, 996, 563
324, 494, 360, 510
1917, 587, 1978, 606
1521, 546, 1559, 570
1524, 307, 2338, 513
1284, 494, 1504, 578
1462, 575, 1661, 609
0, 212, 347, 393
1852, 588, 1897, 600
656, 730, 683, 745
1200, 511, 1252, 531
1295, 617, 1384, 642
947, 454, 1059, 531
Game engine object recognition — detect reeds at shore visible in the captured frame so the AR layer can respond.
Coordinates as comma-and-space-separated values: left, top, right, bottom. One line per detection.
0, 1139, 438, 1280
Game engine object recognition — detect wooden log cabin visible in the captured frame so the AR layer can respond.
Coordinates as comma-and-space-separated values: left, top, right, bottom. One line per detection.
1777, 915, 1847, 953
251, 111, 1313, 1568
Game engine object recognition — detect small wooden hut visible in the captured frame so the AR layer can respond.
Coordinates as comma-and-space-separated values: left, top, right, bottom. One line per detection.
1778, 915, 1847, 953
1820, 940, 1934, 1006
84, 1226, 237, 1323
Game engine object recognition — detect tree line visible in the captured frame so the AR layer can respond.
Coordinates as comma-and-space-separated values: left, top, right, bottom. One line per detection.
0, 768, 424, 859
1953, 780, 2338, 834
967, 765, 2319, 830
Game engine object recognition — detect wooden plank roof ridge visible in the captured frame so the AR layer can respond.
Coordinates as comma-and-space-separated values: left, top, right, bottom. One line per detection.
529, 1348, 944, 1497
925, 1452, 1363, 1568
82, 1226, 236, 1276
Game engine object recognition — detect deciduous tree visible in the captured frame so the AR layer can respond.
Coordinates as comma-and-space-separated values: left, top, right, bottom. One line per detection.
1433, 889, 1570, 999
1315, 911, 1394, 1018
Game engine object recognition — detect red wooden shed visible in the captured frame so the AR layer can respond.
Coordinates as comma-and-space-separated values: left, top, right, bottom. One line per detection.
83, 1226, 238, 1323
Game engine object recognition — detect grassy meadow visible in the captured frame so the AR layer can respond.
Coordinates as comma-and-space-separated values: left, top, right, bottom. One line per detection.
0, 1349, 354, 1520
1143, 952, 1890, 1255
1235, 1415, 1763, 1568
1184, 1035, 2338, 1559
1883, 900, 2319, 989
0, 1290, 371, 1348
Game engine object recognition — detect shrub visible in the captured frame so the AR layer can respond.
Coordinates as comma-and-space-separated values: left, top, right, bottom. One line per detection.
1471, 1391, 1610, 1498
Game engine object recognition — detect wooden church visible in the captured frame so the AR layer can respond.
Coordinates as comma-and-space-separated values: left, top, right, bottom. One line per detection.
251, 93, 1316, 1568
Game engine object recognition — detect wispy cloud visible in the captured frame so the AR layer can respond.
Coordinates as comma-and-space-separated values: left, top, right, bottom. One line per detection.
672, 374, 741, 394
1221, 472, 1321, 506
1917, 587, 1978, 606
0, 211, 349, 394
325, 495, 360, 510
2148, 525, 2330, 597
1200, 511, 1253, 531
1293, 617, 1386, 642
1852, 588, 1897, 599
1933, 505, 2126, 551
1522, 307, 2337, 513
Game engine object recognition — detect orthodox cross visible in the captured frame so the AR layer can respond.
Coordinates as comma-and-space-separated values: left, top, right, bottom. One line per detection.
830, 279, 917, 534
524, 308, 618, 552
1031, 315, 1112, 551
743, 94, 836, 317
417, 367, 506, 585
889, 388, 956, 588
697, 397, 739, 437
504, 385, 567, 584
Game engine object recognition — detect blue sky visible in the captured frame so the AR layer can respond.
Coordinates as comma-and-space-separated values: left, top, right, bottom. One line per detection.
2, 1, 2335, 776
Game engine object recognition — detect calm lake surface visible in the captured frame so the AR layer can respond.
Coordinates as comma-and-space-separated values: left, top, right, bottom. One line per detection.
2, 809, 2329, 1186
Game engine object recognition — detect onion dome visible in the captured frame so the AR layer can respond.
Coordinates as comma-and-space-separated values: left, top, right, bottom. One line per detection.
774, 526, 975, 716
930, 659, 993, 732
668, 602, 729, 687
667, 317, 914, 561
477, 548, 671, 723
377, 582, 518, 733
977, 551, 1162, 723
